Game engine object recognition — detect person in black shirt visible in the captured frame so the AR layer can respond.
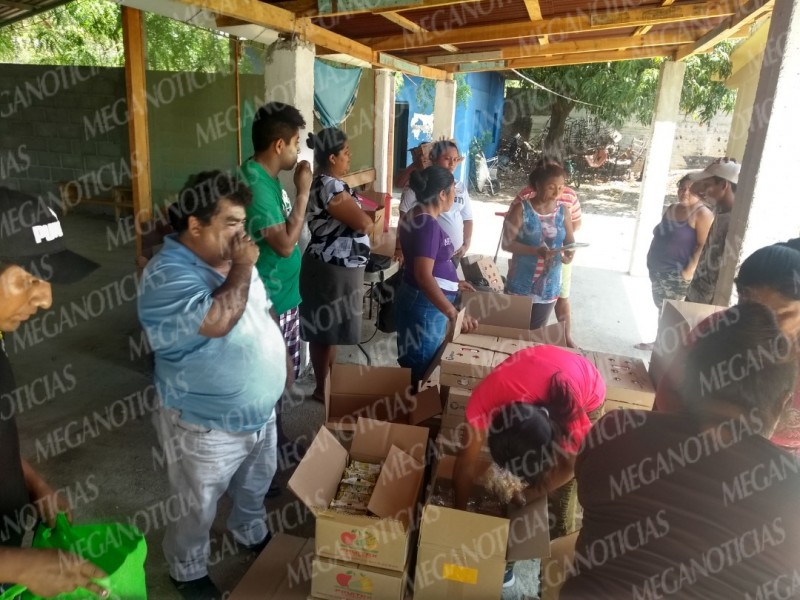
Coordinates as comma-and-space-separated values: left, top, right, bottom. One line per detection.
0, 187, 108, 597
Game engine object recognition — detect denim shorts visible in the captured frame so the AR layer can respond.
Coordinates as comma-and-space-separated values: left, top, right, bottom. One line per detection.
395, 282, 457, 385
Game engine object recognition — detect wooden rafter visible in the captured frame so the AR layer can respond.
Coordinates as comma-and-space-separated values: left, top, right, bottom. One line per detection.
172, 0, 448, 78
380, 11, 459, 52
280, 0, 482, 17
365, 0, 738, 52
633, 0, 676, 37
0, 0, 34, 11
522, 0, 549, 45
676, 0, 773, 60
420, 31, 695, 65
449, 44, 686, 72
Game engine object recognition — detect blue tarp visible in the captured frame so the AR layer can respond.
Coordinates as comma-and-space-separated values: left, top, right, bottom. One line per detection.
313, 59, 363, 127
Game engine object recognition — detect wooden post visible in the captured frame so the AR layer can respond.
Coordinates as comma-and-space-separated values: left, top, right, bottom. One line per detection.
231, 36, 243, 166
122, 6, 152, 261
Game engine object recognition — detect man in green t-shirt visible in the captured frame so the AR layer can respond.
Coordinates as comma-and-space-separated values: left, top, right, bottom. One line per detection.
241, 102, 311, 467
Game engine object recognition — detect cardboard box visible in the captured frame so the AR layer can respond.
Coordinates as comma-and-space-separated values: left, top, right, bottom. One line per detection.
649, 300, 726, 387
415, 456, 550, 598
440, 371, 484, 390
289, 419, 428, 572
441, 411, 465, 430
440, 343, 495, 379
370, 227, 397, 258
541, 532, 579, 600
326, 364, 442, 431
414, 543, 507, 600
592, 352, 656, 411
491, 352, 511, 368
229, 534, 314, 600
311, 556, 408, 600
462, 256, 504, 292
419, 301, 567, 387
451, 333, 500, 352
460, 290, 532, 330
444, 387, 470, 418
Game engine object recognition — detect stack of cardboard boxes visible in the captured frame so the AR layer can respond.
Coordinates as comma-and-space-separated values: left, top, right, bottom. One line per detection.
288, 418, 429, 600
414, 455, 551, 599
229, 294, 716, 599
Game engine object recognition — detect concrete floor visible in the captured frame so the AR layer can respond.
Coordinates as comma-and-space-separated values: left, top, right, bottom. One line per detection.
8, 202, 656, 599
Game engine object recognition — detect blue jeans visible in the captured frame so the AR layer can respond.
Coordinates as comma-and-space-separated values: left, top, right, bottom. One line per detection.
153, 407, 277, 581
395, 282, 457, 386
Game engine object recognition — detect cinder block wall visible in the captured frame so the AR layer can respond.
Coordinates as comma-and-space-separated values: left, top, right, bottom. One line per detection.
0, 65, 129, 201
0, 63, 240, 211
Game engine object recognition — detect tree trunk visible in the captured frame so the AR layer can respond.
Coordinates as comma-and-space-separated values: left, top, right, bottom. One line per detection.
543, 98, 575, 162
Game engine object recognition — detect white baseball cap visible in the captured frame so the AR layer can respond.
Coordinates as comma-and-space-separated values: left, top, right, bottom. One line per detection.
688, 159, 740, 185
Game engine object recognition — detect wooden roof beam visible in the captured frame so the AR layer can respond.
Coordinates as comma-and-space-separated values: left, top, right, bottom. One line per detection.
523, 0, 548, 45
420, 31, 695, 65
173, 0, 449, 78
0, 0, 35, 10
633, 0, 676, 37
380, 11, 459, 52
280, 0, 482, 18
447, 44, 685, 72
366, 0, 738, 51
677, 0, 774, 60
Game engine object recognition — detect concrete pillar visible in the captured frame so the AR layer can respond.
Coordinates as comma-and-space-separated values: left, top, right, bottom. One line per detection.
713, 0, 800, 305
432, 78, 457, 140
725, 68, 760, 162
628, 61, 687, 276
263, 38, 315, 197
724, 19, 771, 161
374, 69, 396, 193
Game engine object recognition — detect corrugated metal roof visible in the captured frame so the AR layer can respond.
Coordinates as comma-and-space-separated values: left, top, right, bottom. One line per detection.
0, 0, 73, 29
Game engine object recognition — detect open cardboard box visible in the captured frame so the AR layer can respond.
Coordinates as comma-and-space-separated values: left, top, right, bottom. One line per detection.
431, 307, 566, 389
229, 534, 314, 600
326, 364, 443, 432
289, 418, 428, 572
440, 343, 495, 380
592, 351, 656, 411
649, 299, 726, 387
414, 455, 550, 599
458, 290, 566, 345
311, 556, 409, 600
461, 255, 504, 293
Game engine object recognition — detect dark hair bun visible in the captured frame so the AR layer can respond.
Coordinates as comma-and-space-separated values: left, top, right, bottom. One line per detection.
306, 132, 317, 150
409, 169, 428, 198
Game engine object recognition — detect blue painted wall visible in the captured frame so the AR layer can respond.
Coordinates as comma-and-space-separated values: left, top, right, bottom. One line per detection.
395, 72, 504, 185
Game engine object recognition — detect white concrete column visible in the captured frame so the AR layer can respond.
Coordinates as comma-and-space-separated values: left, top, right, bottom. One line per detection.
263, 38, 316, 197
713, 0, 800, 305
374, 69, 395, 193
628, 61, 687, 277
432, 78, 457, 140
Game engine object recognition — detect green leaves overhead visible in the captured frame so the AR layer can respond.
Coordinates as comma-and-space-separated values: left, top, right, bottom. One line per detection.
516, 42, 736, 128
0, 0, 232, 72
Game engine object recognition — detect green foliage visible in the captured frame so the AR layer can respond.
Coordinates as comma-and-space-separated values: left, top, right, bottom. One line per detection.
0, 0, 233, 72
679, 42, 736, 122
144, 12, 231, 72
517, 42, 736, 129
469, 130, 493, 155
0, 0, 124, 65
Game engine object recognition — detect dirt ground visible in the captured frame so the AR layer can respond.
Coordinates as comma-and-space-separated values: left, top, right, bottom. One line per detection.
469, 166, 699, 216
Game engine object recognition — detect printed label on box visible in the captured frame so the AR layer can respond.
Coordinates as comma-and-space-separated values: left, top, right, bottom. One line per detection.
442, 563, 479, 585
334, 569, 375, 596
337, 529, 380, 556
